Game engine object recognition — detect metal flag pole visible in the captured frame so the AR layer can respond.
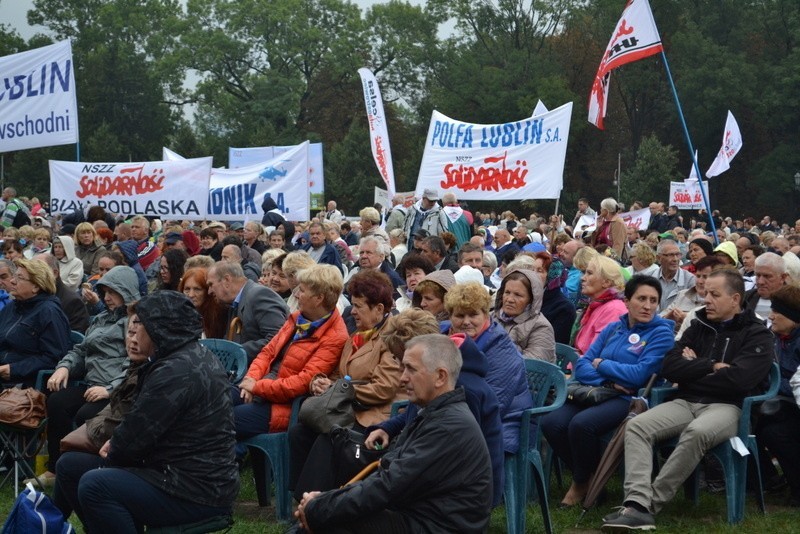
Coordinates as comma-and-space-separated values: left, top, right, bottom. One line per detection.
660, 50, 719, 245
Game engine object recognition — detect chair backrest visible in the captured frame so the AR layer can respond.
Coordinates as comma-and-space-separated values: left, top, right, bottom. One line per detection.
525, 358, 567, 410
555, 342, 578, 375
70, 330, 85, 347
739, 361, 780, 438
198, 338, 248, 384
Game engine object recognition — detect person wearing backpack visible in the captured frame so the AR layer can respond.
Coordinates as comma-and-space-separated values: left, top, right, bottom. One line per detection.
0, 187, 31, 229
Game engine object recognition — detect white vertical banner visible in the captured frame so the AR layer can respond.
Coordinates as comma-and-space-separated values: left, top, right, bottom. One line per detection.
0, 39, 79, 152
358, 67, 396, 197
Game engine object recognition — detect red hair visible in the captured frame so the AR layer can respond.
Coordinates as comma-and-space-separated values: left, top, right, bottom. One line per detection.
178, 267, 227, 339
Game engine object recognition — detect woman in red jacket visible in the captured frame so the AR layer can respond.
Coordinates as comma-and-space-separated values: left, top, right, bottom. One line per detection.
234, 264, 349, 436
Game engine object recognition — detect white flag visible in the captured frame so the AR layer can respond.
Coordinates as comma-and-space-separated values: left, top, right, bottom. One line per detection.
358, 68, 396, 197
705, 111, 742, 178
588, 0, 664, 129
532, 100, 549, 117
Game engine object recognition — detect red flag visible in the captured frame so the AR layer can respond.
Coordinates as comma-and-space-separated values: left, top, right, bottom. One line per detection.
588, 0, 664, 129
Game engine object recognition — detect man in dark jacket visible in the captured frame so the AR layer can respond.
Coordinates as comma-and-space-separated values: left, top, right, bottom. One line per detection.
77, 291, 239, 532
302, 221, 343, 274
261, 195, 286, 228
296, 334, 493, 533
602, 270, 773, 531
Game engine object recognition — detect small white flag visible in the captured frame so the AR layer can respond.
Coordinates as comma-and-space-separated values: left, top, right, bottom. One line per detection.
705, 111, 742, 178
686, 150, 699, 182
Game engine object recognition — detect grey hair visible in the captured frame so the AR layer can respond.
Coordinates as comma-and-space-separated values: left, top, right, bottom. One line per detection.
405, 334, 462, 387
209, 260, 245, 280
656, 239, 679, 254
482, 251, 497, 272
0, 258, 16, 273
755, 252, 786, 274
361, 235, 389, 258
600, 197, 619, 213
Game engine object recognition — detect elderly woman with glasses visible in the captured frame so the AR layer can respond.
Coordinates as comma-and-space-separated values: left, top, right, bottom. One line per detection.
0, 258, 71, 386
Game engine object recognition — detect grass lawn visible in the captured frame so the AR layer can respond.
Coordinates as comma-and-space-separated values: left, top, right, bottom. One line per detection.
2, 464, 799, 532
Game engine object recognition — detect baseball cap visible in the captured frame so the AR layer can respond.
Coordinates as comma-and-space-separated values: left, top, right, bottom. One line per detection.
164, 232, 183, 245
423, 188, 438, 201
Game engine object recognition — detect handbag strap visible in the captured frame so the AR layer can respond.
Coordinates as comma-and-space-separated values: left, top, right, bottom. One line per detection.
0, 389, 38, 425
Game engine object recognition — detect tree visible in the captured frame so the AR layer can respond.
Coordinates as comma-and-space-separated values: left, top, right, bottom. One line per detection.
618, 134, 680, 206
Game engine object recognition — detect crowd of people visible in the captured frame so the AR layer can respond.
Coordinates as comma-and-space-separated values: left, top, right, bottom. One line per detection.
1, 184, 799, 532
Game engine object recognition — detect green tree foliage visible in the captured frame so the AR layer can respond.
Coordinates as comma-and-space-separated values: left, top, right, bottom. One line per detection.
618, 134, 680, 207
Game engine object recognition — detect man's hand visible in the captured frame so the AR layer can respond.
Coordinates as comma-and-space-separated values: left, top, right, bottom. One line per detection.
365, 428, 389, 450
295, 491, 321, 532
0, 364, 11, 380
681, 347, 697, 360
713, 362, 730, 372
99, 439, 111, 459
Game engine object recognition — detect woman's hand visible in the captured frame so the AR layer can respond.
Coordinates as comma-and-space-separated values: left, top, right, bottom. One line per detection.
84, 386, 110, 403
239, 376, 256, 393
0, 364, 10, 380
591, 358, 603, 369
99, 439, 111, 459
240, 389, 253, 403
83, 287, 99, 305
365, 429, 389, 450
310, 376, 332, 396
48, 368, 70, 391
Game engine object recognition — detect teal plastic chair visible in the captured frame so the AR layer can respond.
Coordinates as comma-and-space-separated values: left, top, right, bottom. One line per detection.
555, 342, 579, 376
505, 359, 567, 534
650, 362, 779, 524
198, 338, 248, 384
239, 397, 303, 520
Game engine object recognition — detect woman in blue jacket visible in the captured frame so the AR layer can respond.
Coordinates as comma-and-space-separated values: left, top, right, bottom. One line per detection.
541, 275, 674, 508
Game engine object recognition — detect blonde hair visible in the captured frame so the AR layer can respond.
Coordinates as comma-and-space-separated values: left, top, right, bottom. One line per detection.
381, 309, 441, 359
444, 281, 491, 315
184, 255, 215, 271
261, 249, 285, 270
630, 242, 657, 267
359, 207, 381, 224
14, 258, 56, 294
295, 264, 343, 310
282, 251, 316, 278
573, 246, 599, 271
33, 228, 52, 241
588, 255, 625, 291
74, 222, 100, 245
18, 225, 35, 241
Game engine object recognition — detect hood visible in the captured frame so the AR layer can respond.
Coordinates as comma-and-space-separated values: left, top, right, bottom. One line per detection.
181, 230, 201, 256
262, 196, 279, 213
55, 235, 77, 261
714, 241, 738, 265
450, 333, 488, 378
136, 290, 202, 359
412, 269, 456, 307
494, 267, 544, 314
96, 265, 141, 305
115, 239, 140, 266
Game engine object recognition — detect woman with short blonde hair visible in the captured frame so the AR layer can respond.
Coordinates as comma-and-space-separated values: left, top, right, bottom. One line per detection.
573, 256, 627, 354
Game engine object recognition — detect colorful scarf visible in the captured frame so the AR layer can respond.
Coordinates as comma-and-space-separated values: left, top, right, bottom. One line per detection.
293, 312, 332, 341
351, 314, 389, 352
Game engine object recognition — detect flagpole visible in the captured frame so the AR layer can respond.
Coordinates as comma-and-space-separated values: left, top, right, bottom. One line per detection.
660, 50, 719, 246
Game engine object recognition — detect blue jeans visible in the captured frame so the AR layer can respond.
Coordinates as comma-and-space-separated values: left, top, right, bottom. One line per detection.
541, 397, 630, 483
78, 467, 230, 533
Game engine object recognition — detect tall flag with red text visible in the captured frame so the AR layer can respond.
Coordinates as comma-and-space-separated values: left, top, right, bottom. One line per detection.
588, 0, 663, 129
705, 111, 742, 178
358, 68, 396, 197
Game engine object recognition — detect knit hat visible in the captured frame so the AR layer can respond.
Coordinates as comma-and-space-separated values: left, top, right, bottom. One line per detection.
770, 285, 800, 323
689, 237, 714, 258
713, 241, 738, 265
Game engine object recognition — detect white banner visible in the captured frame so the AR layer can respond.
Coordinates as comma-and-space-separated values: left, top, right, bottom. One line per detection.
374, 187, 416, 210
358, 68, 396, 197
705, 111, 742, 178
620, 207, 651, 231
211, 142, 309, 221
670, 180, 710, 210
589, 0, 663, 129
49, 158, 213, 218
0, 40, 79, 152
416, 102, 573, 201
229, 142, 324, 210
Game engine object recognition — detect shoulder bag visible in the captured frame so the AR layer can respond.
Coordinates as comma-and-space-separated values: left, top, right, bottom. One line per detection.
0, 387, 46, 429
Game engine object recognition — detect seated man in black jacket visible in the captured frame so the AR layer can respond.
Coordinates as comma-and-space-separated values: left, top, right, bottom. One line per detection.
602, 269, 773, 531
295, 334, 493, 533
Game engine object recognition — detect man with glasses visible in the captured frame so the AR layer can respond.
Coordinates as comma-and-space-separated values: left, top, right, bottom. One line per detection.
656, 239, 695, 311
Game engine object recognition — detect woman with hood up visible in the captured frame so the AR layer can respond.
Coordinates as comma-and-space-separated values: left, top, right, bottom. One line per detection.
37, 266, 142, 488
53, 235, 86, 291
492, 267, 556, 362
261, 196, 286, 228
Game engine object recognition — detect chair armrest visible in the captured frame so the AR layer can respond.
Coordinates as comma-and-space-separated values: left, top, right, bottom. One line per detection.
390, 400, 409, 417
649, 386, 678, 407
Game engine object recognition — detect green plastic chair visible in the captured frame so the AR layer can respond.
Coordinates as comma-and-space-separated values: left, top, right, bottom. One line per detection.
198, 338, 248, 384
239, 397, 303, 521
650, 362, 779, 524
504, 359, 567, 534
555, 342, 579, 376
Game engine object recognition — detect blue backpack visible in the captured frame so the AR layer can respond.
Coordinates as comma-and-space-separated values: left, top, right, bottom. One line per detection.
2, 483, 74, 534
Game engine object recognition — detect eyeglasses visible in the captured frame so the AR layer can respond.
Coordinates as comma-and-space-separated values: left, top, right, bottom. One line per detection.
14, 275, 32, 283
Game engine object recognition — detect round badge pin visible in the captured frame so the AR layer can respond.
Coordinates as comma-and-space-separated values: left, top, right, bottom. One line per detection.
628, 333, 640, 344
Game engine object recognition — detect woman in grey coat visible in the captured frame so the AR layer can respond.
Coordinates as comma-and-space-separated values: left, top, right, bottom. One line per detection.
38, 265, 141, 486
